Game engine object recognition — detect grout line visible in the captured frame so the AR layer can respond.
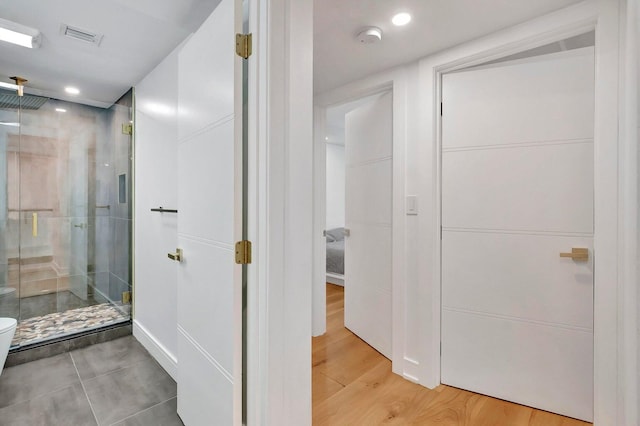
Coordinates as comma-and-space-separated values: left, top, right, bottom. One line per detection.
70, 352, 100, 426
107, 396, 177, 426
81, 353, 154, 383
0, 353, 80, 410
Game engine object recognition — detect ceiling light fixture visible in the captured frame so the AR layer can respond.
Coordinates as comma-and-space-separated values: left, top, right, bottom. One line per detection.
0, 18, 41, 48
0, 122, 20, 127
0, 81, 20, 91
55, 108, 67, 113
65, 87, 80, 95
392, 12, 412, 27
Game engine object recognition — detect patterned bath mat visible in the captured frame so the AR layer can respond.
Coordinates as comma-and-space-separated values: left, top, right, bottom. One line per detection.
12, 303, 129, 347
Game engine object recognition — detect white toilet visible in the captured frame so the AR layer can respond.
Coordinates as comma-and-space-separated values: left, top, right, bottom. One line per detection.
0, 317, 17, 376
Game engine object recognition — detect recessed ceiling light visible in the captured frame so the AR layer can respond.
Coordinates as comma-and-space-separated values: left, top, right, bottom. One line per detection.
392, 12, 412, 27
0, 122, 20, 127
55, 108, 67, 113
65, 87, 80, 95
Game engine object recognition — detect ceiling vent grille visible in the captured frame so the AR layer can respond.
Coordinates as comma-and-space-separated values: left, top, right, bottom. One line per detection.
60, 24, 103, 46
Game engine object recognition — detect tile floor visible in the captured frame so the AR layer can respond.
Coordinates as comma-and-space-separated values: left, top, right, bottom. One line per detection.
0, 336, 183, 425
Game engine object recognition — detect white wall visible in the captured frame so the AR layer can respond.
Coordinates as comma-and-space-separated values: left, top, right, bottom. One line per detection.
132, 42, 181, 380
325, 143, 345, 230
635, 0, 640, 415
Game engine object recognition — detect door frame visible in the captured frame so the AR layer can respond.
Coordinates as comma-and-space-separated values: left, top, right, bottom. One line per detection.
245, 0, 314, 424
421, 0, 636, 424
312, 83, 407, 371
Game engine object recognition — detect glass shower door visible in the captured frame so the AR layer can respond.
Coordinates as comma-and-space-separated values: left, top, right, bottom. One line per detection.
0, 93, 20, 333
16, 99, 95, 344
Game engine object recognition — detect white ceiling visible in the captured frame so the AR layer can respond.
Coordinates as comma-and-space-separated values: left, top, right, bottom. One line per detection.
0, 1, 586, 107
0, 0, 222, 107
314, 0, 584, 94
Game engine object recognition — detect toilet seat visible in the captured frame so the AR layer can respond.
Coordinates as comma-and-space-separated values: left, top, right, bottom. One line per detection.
0, 318, 17, 334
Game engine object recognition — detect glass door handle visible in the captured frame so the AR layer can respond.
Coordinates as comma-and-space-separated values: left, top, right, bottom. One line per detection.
73, 223, 87, 229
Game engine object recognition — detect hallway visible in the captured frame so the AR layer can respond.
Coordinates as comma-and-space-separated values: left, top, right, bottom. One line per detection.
312, 284, 591, 425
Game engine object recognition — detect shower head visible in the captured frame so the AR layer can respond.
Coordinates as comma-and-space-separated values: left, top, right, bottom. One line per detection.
0, 89, 48, 110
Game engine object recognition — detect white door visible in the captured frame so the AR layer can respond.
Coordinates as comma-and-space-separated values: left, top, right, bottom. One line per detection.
344, 91, 393, 359
441, 48, 595, 421
176, 0, 244, 424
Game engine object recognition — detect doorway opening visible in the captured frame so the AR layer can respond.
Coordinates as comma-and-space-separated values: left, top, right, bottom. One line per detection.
311, 24, 599, 425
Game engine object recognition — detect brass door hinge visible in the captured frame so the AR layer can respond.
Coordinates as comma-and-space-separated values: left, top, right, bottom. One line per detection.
236, 33, 252, 59
122, 291, 132, 304
122, 123, 133, 135
235, 240, 252, 264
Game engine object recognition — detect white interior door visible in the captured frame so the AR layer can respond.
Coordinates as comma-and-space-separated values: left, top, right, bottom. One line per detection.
344, 91, 393, 359
176, 0, 243, 424
441, 48, 595, 421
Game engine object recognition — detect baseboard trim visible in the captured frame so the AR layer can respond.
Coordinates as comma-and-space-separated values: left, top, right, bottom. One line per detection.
133, 320, 177, 381
326, 273, 344, 286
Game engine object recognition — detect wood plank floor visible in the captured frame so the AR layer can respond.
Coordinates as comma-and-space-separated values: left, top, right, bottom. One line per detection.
312, 284, 591, 426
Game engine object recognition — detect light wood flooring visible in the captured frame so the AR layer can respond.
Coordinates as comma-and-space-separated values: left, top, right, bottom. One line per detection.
312, 284, 591, 426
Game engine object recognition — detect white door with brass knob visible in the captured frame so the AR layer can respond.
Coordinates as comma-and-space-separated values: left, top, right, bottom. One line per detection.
441, 48, 595, 422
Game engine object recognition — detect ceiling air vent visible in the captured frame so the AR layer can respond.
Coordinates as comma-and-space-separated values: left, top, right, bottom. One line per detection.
60, 24, 103, 46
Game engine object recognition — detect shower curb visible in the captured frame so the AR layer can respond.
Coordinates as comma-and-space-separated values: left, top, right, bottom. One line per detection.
5, 320, 132, 367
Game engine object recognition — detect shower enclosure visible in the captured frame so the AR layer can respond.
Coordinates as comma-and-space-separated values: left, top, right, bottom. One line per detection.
0, 88, 132, 348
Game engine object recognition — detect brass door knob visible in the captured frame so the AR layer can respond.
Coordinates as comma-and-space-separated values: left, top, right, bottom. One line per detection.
168, 248, 183, 262
559, 248, 588, 261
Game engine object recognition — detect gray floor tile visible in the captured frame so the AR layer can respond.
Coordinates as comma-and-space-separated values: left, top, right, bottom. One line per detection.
83, 357, 177, 425
0, 383, 97, 426
71, 335, 152, 380
0, 353, 79, 409
113, 397, 184, 426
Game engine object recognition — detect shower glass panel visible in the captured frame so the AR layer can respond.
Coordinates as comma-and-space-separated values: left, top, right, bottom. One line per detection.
0, 88, 132, 348
0, 94, 20, 321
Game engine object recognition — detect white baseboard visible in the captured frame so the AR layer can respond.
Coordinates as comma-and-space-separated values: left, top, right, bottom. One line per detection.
133, 320, 178, 381
326, 273, 344, 286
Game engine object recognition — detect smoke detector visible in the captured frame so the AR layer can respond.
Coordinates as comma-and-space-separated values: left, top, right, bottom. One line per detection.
60, 24, 103, 46
356, 27, 382, 44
